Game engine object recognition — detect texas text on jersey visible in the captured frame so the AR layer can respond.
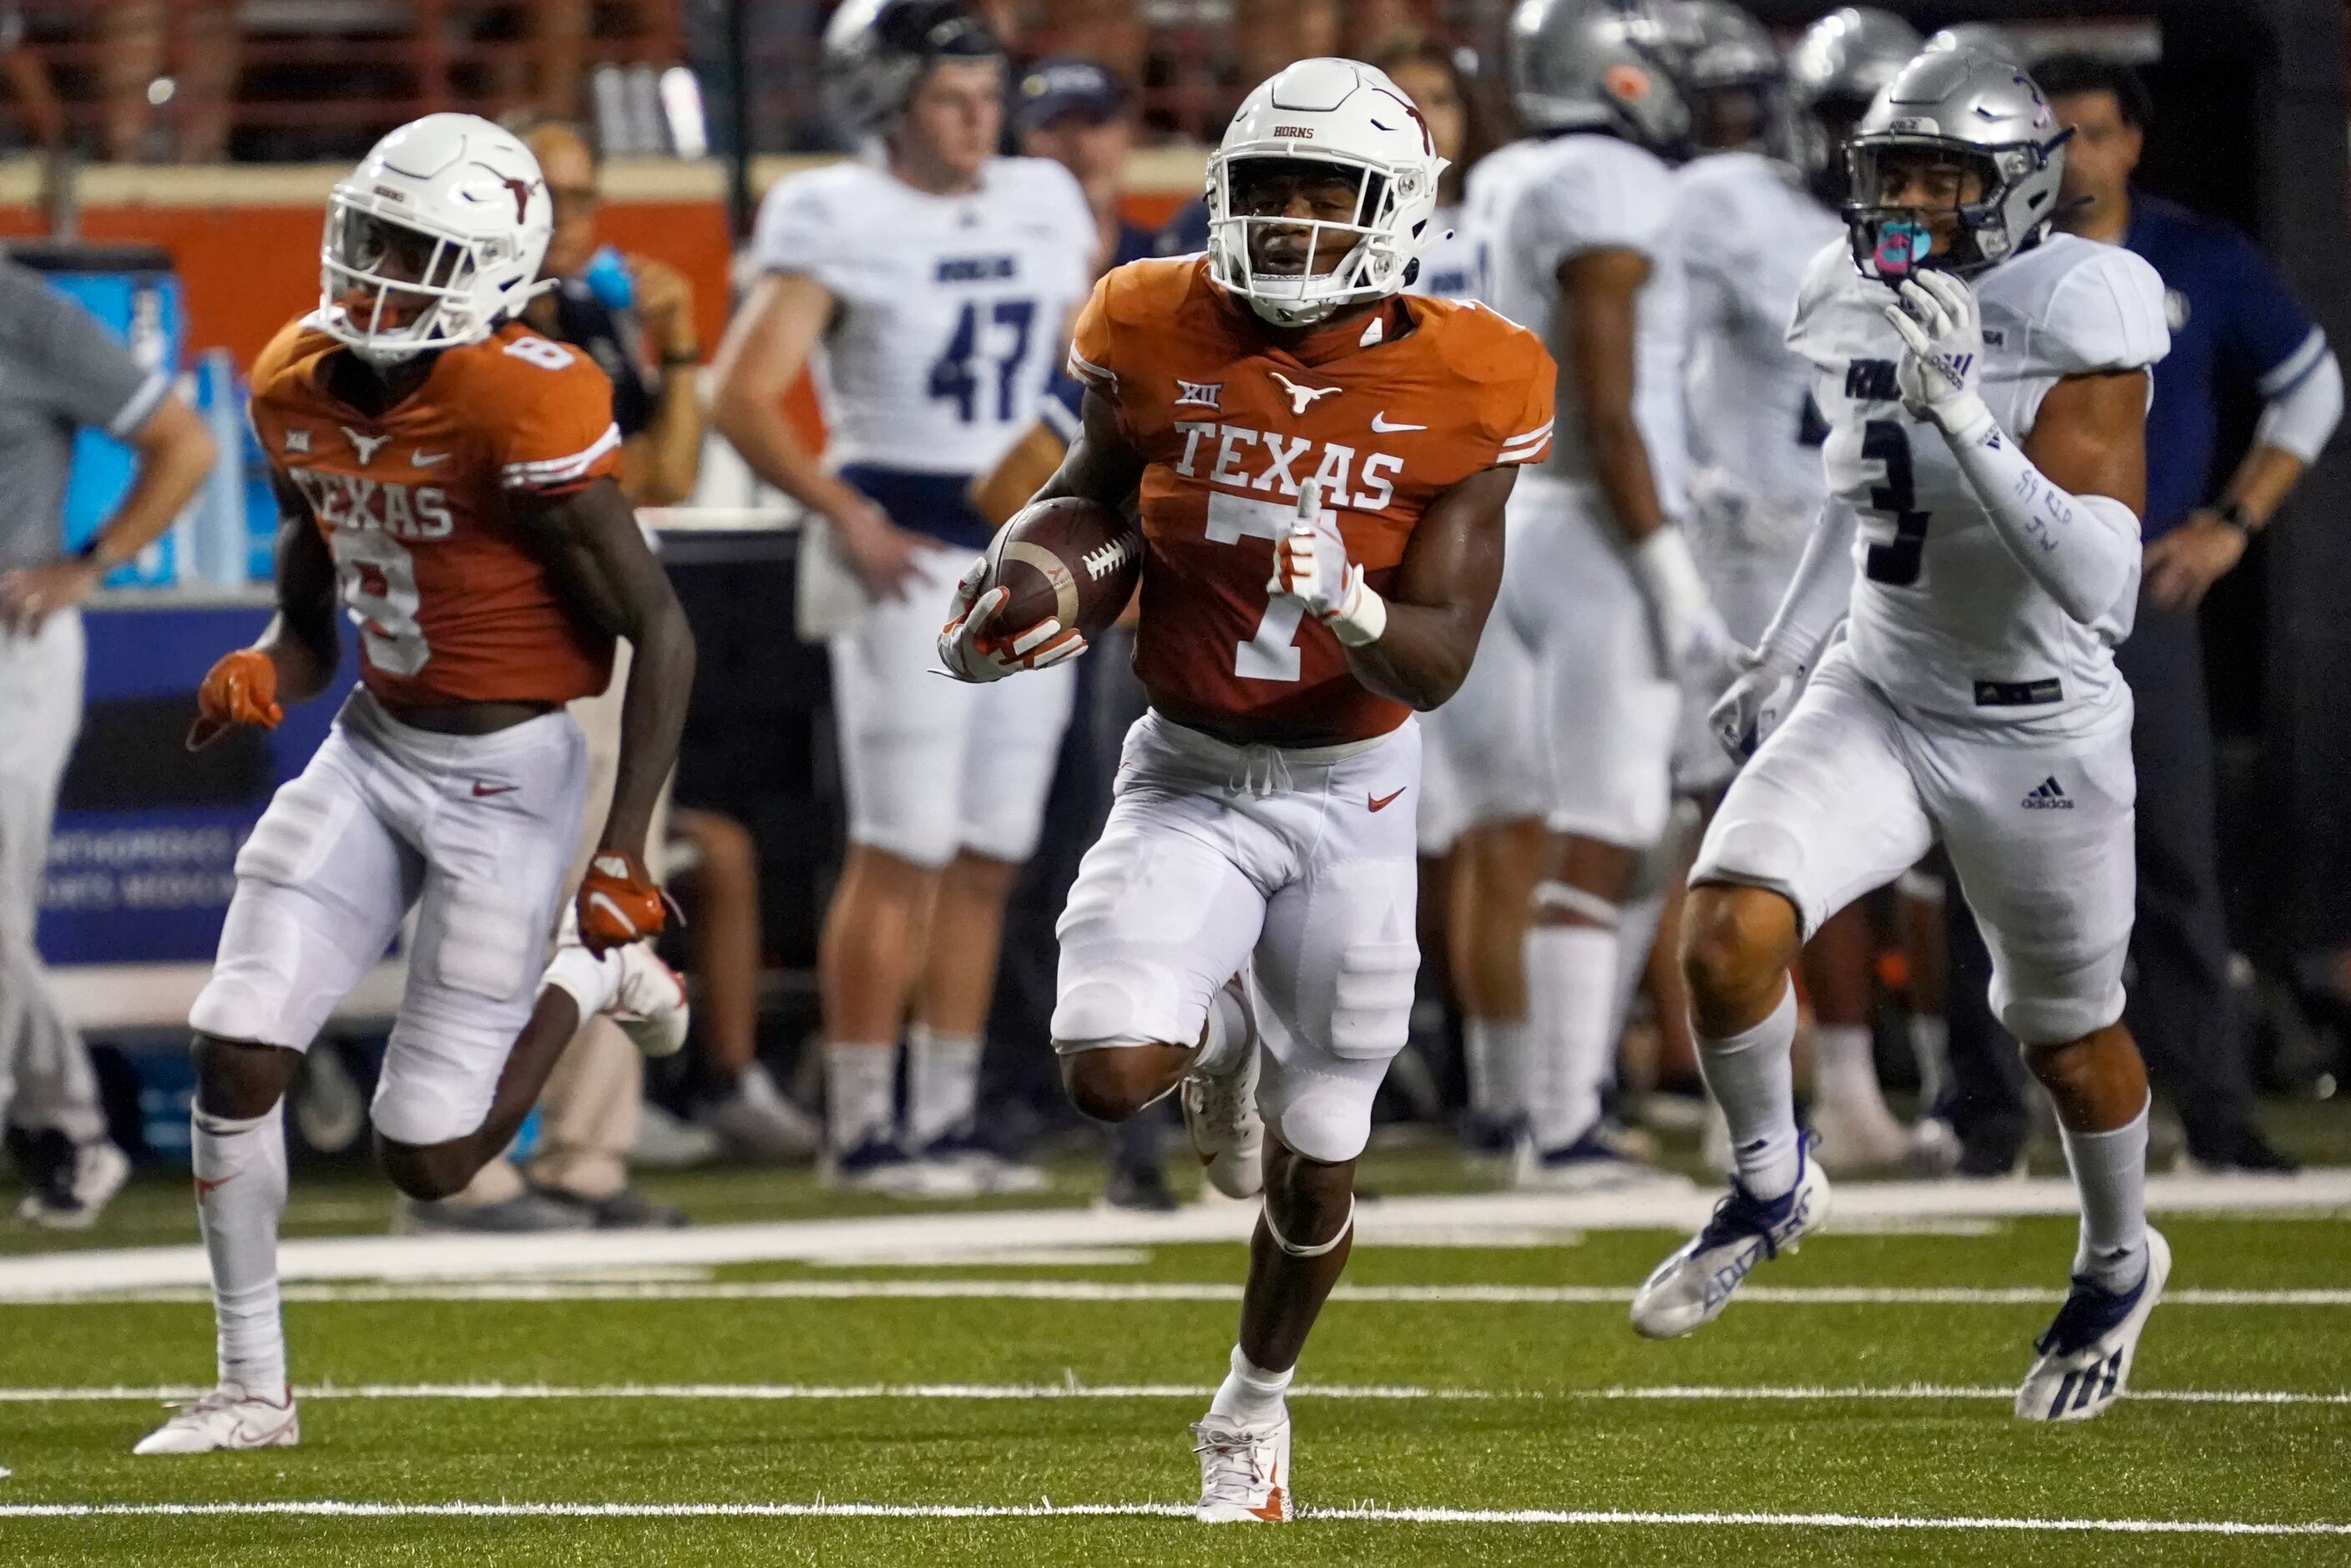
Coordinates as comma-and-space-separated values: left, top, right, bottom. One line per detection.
1067, 255, 1553, 747
247, 317, 624, 710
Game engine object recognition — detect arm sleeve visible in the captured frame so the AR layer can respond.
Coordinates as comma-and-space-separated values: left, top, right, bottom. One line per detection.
1939, 402, 2142, 629
1756, 498, 1858, 669
1039, 367, 1086, 445
494, 352, 624, 497
751, 173, 859, 294
2252, 341, 2342, 463
0, 267, 170, 437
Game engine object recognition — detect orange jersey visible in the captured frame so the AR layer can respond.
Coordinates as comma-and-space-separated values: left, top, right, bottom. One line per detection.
247, 317, 624, 710
1069, 257, 1555, 746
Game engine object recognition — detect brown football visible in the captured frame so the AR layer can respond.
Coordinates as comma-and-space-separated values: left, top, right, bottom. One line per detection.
981, 496, 1143, 643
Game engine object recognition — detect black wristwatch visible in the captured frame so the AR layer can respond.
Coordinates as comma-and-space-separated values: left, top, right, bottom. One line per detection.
2216, 499, 2261, 536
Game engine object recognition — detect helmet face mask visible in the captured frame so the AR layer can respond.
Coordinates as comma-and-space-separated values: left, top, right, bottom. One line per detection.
316, 114, 554, 368
1673, 1, 1791, 159
1841, 49, 2069, 282
1206, 59, 1445, 330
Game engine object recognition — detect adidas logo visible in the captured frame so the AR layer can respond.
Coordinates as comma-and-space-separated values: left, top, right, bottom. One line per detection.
2022, 776, 2074, 810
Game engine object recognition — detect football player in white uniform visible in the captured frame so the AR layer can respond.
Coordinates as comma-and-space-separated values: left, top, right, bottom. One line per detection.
1669, 2, 1917, 1171
1635, 50, 2173, 1424
710, 0, 1096, 1196
1469, 0, 1716, 1189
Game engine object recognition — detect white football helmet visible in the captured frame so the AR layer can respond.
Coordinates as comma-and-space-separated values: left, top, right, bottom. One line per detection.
316, 113, 556, 366
1206, 58, 1447, 329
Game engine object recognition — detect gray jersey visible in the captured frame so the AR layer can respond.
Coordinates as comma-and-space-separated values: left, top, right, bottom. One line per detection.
1674, 153, 1843, 533
0, 259, 169, 570
1787, 233, 2170, 729
1465, 133, 1689, 508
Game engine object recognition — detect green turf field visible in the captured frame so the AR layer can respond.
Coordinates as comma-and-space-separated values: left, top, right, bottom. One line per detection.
3, 1120, 2348, 1565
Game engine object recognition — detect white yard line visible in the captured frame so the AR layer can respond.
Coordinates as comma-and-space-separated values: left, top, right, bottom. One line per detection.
0, 1500, 2344, 1534
4, 1380, 2346, 1407
5, 1171, 2348, 1297
13, 1279, 2347, 1307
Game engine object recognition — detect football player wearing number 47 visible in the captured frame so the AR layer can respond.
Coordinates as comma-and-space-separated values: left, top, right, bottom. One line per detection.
136, 114, 695, 1456
1640, 48, 2173, 1424
942, 58, 1554, 1520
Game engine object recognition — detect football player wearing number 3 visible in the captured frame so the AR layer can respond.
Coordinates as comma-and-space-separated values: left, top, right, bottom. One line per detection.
709, 0, 1096, 1198
137, 114, 695, 1455
943, 59, 1552, 1520
1640, 50, 2174, 1424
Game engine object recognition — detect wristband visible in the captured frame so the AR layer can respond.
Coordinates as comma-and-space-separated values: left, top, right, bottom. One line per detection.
1330, 578, 1387, 647
2217, 499, 2260, 536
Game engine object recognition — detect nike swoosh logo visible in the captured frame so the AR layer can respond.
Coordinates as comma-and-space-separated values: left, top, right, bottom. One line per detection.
586, 890, 640, 938
472, 781, 518, 798
413, 450, 453, 468
1368, 788, 1407, 812
1249, 1463, 1286, 1521
194, 1173, 233, 1198
1369, 413, 1425, 433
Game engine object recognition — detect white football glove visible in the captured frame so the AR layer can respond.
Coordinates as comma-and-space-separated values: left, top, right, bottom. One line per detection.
1708, 645, 1809, 763
1268, 482, 1387, 647
936, 555, 1086, 683
1626, 525, 1732, 679
1883, 269, 1990, 433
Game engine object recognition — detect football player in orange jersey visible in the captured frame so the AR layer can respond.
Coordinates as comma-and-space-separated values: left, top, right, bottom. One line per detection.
134, 114, 695, 1456
940, 59, 1555, 1520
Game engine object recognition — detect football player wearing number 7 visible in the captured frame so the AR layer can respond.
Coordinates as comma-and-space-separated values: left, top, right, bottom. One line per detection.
1638, 49, 2175, 1423
942, 58, 1553, 1520
135, 114, 695, 1455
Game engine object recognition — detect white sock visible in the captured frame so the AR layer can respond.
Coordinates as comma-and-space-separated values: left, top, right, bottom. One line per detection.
1608, 888, 1666, 1042
1525, 922, 1620, 1150
1696, 984, 1801, 1198
905, 1025, 983, 1150
1464, 1016, 1529, 1121
1811, 1024, 1885, 1112
824, 1042, 898, 1152
1206, 1343, 1293, 1429
2060, 1102, 2151, 1291
1193, 980, 1251, 1078
1909, 1014, 1950, 1109
193, 1105, 290, 1397
542, 943, 618, 1019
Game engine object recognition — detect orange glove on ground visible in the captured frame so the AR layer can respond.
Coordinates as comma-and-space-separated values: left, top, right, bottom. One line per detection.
578, 851, 666, 952
189, 649, 282, 751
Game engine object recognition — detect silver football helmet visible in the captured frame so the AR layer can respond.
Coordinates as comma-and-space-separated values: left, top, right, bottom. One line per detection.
1843, 48, 2068, 281
1924, 23, 2033, 63
1784, 7, 1924, 199
1508, 0, 1693, 158
821, 0, 1000, 140
1673, 1, 1787, 156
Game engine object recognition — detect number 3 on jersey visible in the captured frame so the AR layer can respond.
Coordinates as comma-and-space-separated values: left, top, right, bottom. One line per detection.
1860, 419, 1932, 587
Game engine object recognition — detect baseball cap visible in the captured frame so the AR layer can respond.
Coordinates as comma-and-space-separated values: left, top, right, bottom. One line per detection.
1014, 56, 1127, 134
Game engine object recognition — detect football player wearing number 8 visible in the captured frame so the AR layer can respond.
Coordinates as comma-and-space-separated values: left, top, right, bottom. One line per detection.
1641, 49, 2175, 1424
709, 0, 1096, 1198
946, 58, 1553, 1520
137, 114, 695, 1456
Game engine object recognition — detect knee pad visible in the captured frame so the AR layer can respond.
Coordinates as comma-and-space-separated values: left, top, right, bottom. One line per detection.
1050, 977, 1150, 1053
1262, 1062, 1382, 1166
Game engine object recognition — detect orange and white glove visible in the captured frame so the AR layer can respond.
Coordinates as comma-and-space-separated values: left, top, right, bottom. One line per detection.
188, 649, 282, 751
578, 850, 667, 953
936, 555, 1085, 683
1267, 482, 1386, 647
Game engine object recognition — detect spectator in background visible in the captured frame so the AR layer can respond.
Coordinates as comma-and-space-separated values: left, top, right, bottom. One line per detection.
1014, 57, 1151, 275
520, 119, 706, 505
99, 0, 240, 161
0, 259, 215, 1227
1939, 53, 2343, 1174
2, 2, 65, 154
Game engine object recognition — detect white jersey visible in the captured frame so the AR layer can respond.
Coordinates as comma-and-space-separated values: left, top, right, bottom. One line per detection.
1788, 232, 2170, 729
1411, 204, 1480, 300
1464, 133, 1689, 509
752, 155, 1096, 476
1673, 152, 1843, 531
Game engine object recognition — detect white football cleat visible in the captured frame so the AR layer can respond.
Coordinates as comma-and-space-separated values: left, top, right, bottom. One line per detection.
1631, 1135, 1830, 1340
15, 1137, 131, 1231
605, 940, 690, 1059
132, 1384, 299, 1455
1193, 1416, 1291, 1522
915, 1135, 1050, 1196
1182, 1052, 1263, 1201
2016, 1228, 2171, 1423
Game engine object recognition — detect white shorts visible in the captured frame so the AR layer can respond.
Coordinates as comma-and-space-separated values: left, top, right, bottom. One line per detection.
1691, 642, 2136, 1044
190, 691, 589, 1146
1499, 481, 1680, 847
1051, 712, 1422, 1165
830, 544, 1076, 869
1416, 605, 1545, 855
